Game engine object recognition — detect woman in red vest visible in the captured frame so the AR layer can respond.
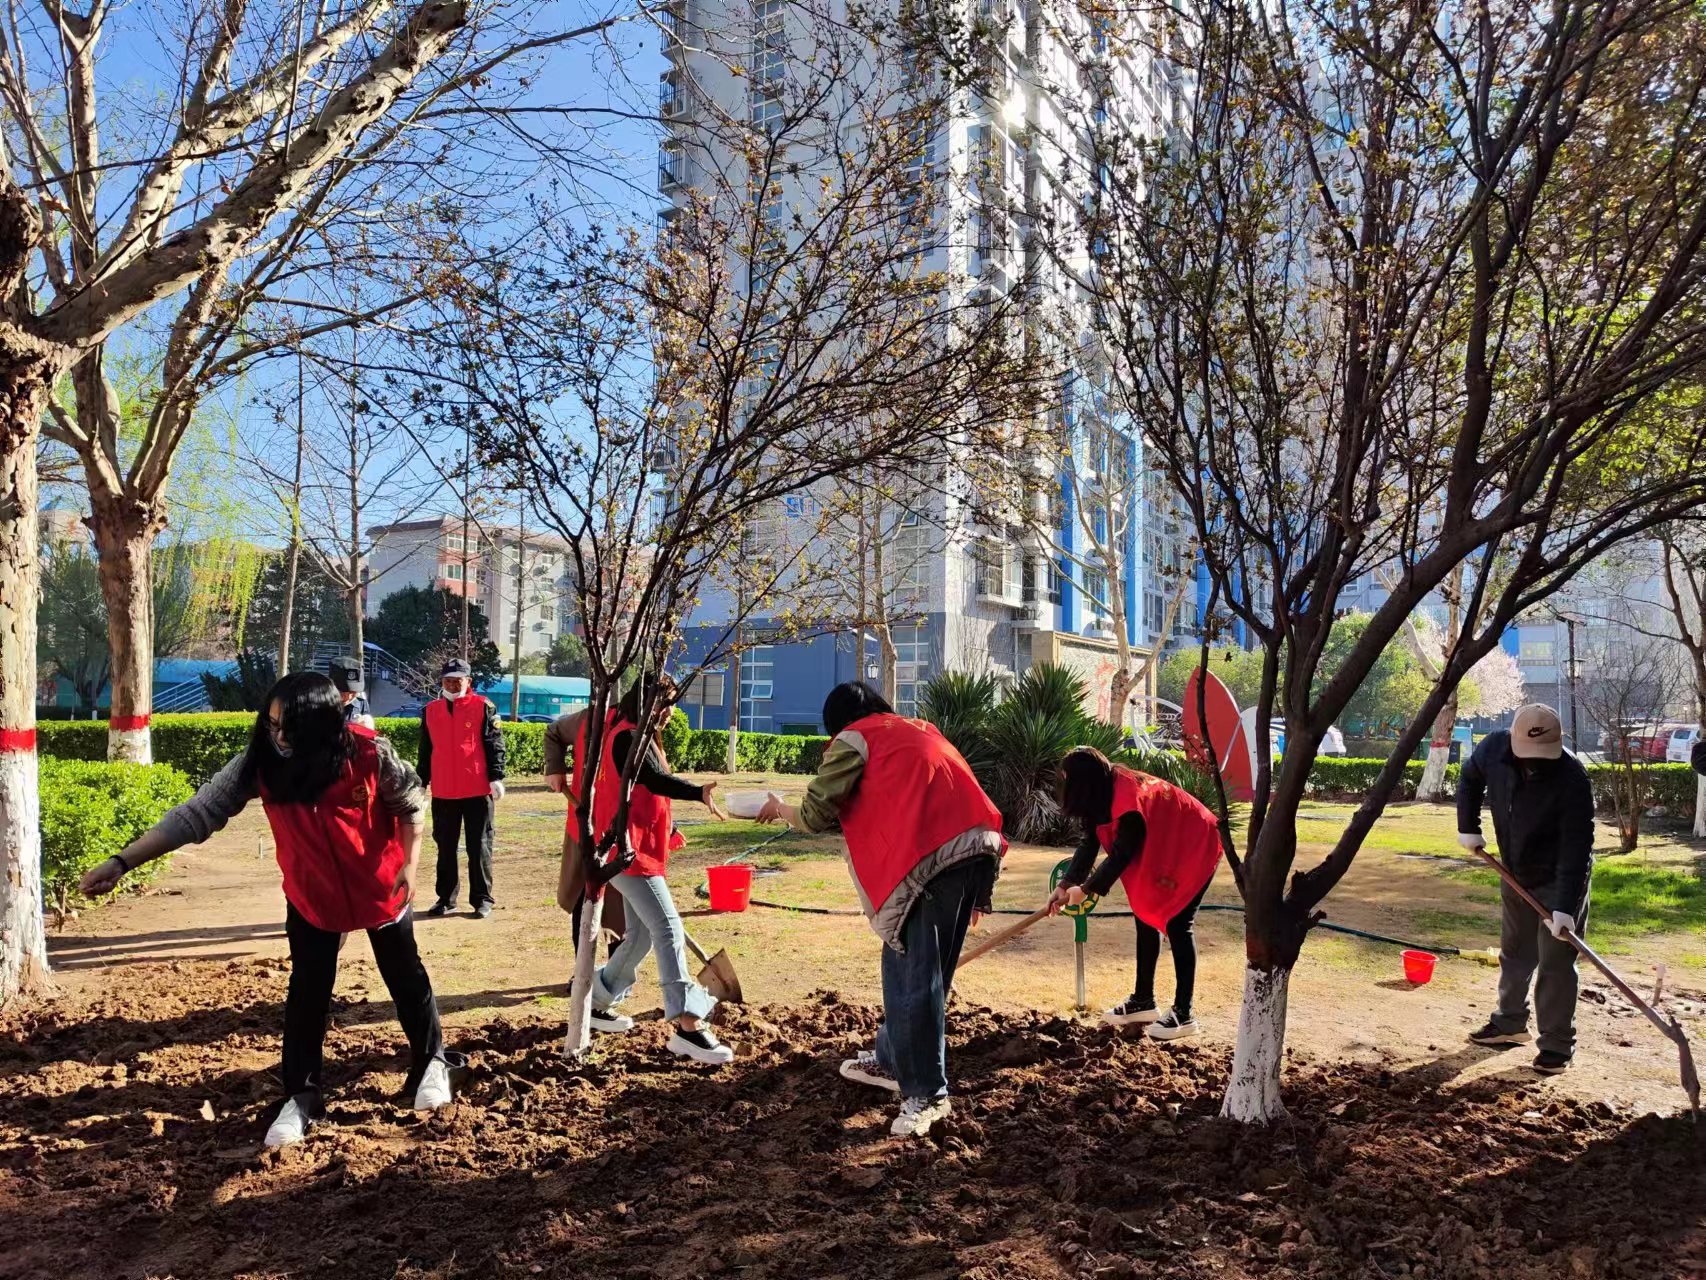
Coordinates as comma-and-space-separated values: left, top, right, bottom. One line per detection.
758, 681, 1004, 1138
1050, 747, 1224, 1042
79, 673, 452, 1150
580, 676, 735, 1064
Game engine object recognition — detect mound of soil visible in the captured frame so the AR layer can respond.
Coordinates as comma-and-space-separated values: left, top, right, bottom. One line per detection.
1, 958, 1702, 1279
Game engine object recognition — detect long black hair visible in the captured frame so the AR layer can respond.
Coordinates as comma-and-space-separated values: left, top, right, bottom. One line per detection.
239, 672, 355, 803
822, 681, 894, 737
1058, 746, 1117, 824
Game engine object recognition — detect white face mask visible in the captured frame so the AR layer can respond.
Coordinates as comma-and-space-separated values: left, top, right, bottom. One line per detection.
442, 683, 468, 701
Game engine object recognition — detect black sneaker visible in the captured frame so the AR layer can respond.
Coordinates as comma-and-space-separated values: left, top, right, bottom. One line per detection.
1533, 1050, 1572, 1075
1467, 1020, 1529, 1047
1103, 997, 1160, 1028
1146, 1009, 1199, 1042
667, 1027, 734, 1064
422, 901, 454, 919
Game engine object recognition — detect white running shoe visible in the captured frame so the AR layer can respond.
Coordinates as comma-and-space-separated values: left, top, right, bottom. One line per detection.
1146, 1010, 1199, 1042
890, 1096, 951, 1138
1104, 997, 1161, 1028
264, 1096, 313, 1149
668, 1028, 735, 1064
414, 1057, 454, 1111
590, 1007, 635, 1034
839, 1050, 901, 1093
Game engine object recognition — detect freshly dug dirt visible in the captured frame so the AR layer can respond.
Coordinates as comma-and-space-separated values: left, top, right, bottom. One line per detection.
1, 958, 1702, 1279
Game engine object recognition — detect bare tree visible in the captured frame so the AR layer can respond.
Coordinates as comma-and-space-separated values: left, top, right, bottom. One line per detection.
1022, 0, 1706, 1120
0, 2, 511, 1003
5, 1, 639, 768
1576, 631, 1691, 851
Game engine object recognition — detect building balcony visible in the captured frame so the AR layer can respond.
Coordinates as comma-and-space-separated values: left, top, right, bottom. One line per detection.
1014, 601, 1048, 630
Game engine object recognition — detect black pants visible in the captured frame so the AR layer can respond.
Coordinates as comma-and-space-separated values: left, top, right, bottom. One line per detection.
432, 795, 495, 908
1133, 877, 1211, 1020
282, 903, 443, 1099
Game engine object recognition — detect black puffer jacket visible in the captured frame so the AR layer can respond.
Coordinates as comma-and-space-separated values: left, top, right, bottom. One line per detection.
1693, 738, 1705, 777
1456, 730, 1594, 916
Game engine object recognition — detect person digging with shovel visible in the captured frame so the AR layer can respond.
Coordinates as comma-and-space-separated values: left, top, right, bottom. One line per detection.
757, 681, 1004, 1138
580, 674, 736, 1065
1457, 703, 1595, 1075
1049, 748, 1224, 1042
78, 672, 456, 1150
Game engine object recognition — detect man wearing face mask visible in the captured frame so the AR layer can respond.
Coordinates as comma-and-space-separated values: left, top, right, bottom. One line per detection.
1456, 703, 1595, 1075
419, 658, 506, 919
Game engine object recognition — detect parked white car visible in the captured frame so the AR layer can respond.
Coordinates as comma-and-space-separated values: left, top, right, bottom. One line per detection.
1666, 725, 1702, 764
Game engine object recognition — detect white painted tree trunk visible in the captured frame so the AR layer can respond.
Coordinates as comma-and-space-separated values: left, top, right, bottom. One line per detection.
1221, 966, 1291, 1123
1417, 742, 1452, 801
563, 895, 603, 1057
1693, 773, 1705, 840
0, 750, 46, 1005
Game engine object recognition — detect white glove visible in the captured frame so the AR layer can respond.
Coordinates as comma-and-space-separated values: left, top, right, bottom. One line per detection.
1547, 911, 1575, 939
1457, 832, 1486, 851
355, 713, 376, 730
490, 780, 506, 802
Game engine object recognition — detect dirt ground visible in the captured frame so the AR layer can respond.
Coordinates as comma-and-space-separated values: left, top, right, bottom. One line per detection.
5, 778, 1705, 1278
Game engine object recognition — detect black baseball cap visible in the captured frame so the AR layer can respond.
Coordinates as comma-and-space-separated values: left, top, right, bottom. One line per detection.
329, 656, 365, 694
440, 658, 472, 679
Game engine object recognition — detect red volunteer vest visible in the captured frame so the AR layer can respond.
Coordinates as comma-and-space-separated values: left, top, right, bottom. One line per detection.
261, 726, 409, 934
836, 714, 1004, 917
424, 694, 493, 800
580, 711, 674, 877
1096, 766, 1223, 930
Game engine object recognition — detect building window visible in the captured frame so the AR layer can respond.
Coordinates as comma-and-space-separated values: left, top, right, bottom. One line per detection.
680, 669, 727, 710
1519, 635, 1555, 663
538, 601, 554, 621
740, 644, 774, 730
443, 562, 463, 581
893, 510, 927, 592
891, 624, 930, 716
445, 533, 465, 553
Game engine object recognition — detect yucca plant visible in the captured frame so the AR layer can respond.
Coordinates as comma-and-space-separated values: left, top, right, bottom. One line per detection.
918, 670, 1000, 775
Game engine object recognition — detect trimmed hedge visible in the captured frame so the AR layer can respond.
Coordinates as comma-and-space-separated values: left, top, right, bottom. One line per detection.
1586, 762, 1699, 818
1305, 756, 1460, 798
670, 728, 831, 774
40, 759, 194, 922
37, 712, 547, 784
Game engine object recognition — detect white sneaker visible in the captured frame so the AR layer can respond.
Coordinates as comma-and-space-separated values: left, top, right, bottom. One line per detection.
590, 1007, 635, 1034
264, 1096, 313, 1149
667, 1028, 735, 1065
891, 1096, 951, 1138
839, 1050, 901, 1094
414, 1057, 454, 1110
1104, 998, 1161, 1028
1146, 1010, 1199, 1042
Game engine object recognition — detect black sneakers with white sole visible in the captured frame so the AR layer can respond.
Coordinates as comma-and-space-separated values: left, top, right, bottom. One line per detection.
1104, 997, 1160, 1028
590, 1007, 635, 1034
668, 1027, 734, 1065
1146, 1010, 1199, 1041
1468, 1020, 1531, 1047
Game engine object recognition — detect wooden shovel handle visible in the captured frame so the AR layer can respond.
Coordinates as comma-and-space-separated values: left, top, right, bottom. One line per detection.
959, 905, 1052, 968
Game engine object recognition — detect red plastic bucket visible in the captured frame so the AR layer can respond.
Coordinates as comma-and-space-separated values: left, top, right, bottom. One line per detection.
1402, 949, 1437, 984
706, 864, 754, 913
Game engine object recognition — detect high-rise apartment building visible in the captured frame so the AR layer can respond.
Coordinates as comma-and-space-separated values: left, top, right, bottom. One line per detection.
660, 0, 1198, 731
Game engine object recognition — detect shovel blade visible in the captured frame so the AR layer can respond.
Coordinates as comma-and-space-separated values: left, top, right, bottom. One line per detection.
696, 948, 744, 1005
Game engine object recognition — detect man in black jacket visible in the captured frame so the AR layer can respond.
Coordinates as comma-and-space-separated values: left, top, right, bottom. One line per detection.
1456, 703, 1595, 1074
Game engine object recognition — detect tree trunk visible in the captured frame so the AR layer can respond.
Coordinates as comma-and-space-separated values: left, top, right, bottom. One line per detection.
348, 582, 365, 663
1109, 665, 1135, 734
877, 620, 898, 705
277, 534, 302, 675
90, 495, 163, 764
1693, 773, 1704, 841
1415, 691, 1459, 802
726, 645, 741, 772
1221, 966, 1291, 1122
0, 325, 62, 1004
563, 882, 603, 1057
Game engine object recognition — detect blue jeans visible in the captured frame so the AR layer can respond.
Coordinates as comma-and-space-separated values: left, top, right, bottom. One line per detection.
596, 875, 716, 1023
875, 857, 997, 1100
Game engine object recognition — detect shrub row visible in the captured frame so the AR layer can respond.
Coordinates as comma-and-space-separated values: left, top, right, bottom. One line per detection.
1305, 754, 1701, 819
37, 713, 547, 785
40, 759, 194, 922
1585, 762, 1700, 817
671, 728, 830, 775
1304, 757, 1459, 798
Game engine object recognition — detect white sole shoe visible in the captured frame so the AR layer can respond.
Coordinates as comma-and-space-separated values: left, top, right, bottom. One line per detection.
414, 1057, 454, 1111
839, 1056, 901, 1093
891, 1097, 951, 1137
1104, 1005, 1161, 1028
590, 1008, 635, 1034
1146, 1017, 1199, 1042
264, 1096, 312, 1149
668, 1033, 735, 1065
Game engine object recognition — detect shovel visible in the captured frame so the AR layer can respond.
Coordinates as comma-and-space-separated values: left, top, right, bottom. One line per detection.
1474, 848, 1699, 1114
957, 905, 1053, 969
683, 928, 744, 1005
